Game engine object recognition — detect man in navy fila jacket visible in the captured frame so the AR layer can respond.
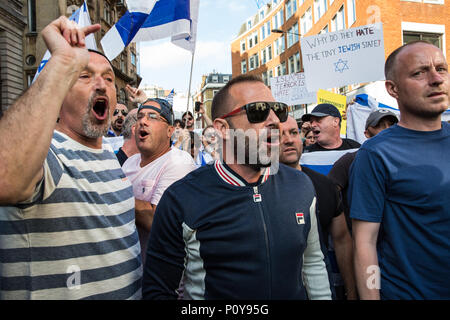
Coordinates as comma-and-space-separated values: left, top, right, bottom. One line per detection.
142, 74, 331, 300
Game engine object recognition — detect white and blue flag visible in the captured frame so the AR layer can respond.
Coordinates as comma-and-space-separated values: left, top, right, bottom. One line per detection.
32, 1, 96, 83
101, 0, 199, 61
166, 89, 174, 105
300, 149, 359, 176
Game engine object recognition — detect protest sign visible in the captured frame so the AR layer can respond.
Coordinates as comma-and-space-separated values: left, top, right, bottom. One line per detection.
301, 23, 385, 91
270, 73, 317, 105
317, 89, 347, 136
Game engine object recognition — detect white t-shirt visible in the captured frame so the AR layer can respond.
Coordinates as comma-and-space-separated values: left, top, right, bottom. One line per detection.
122, 148, 196, 206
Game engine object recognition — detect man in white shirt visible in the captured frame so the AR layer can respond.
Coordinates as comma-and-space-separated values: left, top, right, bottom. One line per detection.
122, 98, 196, 260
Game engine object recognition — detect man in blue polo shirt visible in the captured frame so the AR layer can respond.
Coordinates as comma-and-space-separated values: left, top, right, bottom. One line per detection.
350, 41, 450, 299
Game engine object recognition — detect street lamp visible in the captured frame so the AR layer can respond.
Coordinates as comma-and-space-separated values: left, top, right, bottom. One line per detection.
271, 29, 301, 36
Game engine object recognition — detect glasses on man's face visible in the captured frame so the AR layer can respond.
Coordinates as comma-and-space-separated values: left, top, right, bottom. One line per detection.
219, 101, 289, 124
183, 117, 193, 122
137, 112, 168, 123
113, 109, 128, 117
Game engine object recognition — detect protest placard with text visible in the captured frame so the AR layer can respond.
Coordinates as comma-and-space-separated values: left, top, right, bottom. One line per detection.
301, 23, 385, 91
317, 89, 347, 136
270, 73, 317, 106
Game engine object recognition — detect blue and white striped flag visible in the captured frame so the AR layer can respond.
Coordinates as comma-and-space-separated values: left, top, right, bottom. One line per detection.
300, 149, 360, 176
32, 1, 96, 83
101, 0, 199, 61
166, 89, 174, 105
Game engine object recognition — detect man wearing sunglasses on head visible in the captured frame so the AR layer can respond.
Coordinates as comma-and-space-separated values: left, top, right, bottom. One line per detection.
143, 74, 331, 300
106, 103, 128, 137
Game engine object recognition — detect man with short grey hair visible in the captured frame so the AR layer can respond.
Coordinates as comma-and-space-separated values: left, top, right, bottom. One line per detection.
116, 108, 139, 166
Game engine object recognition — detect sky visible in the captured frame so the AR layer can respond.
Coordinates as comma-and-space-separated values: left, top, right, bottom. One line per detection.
138, 0, 259, 102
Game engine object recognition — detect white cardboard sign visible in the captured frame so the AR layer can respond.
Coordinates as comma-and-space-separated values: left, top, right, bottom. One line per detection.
301, 23, 385, 91
270, 73, 317, 105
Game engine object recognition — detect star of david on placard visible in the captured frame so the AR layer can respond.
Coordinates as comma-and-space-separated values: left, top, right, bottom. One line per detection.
334, 59, 349, 73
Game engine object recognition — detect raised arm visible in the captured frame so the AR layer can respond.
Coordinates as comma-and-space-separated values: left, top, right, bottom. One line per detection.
125, 85, 148, 104
0, 16, 100, 204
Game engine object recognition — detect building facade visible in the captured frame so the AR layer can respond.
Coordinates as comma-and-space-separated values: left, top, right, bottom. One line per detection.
231, 0, 449, 116
0, 0, 27, 116
22, 0, 141, 110
193, 72, 232, 124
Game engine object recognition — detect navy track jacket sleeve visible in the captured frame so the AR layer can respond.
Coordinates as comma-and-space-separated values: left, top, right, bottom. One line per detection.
142, 188, 185, 300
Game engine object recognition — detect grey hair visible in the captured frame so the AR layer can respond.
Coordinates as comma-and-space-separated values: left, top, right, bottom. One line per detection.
122, 110, 138, 140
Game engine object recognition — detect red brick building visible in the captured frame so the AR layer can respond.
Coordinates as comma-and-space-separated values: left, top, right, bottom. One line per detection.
231, 0, 449, 115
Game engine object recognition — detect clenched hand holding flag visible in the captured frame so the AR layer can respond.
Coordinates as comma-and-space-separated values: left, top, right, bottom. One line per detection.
101, 0, 199, 61
33, 1, 96, 83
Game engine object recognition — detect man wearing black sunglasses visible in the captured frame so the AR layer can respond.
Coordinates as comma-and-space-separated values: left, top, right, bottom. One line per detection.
106, 103, 128, 137
143, 74, 331, 300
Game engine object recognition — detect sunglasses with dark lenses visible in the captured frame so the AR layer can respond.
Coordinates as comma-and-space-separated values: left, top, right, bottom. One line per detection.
220, 101, 289, 123
113, 109, 128, 117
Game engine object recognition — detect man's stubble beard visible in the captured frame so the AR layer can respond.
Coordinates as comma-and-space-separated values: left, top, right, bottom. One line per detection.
81, 94, 110, 139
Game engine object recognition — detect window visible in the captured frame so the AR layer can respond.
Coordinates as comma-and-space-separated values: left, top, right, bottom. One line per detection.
273, 9, 284, 30
131, 52, 137, 66
274, 35, 285, 56
347, 0, 356, 26
261, 21, 272, 41
294, 52, 302, 72
268, 44, 273, 60
262, 48, 267, 65
286, 0, 297, 20
28, 0, 37, 33
212, 75, 219, 83
314, 0, 327, 23
223, 75, 230, 83
249, 53, 260, 71
289, 56, 295, 74
247, 31, 258, 49
241, 60, 247, 74
262, 71, 268, 86
287, 23, 299, 47
403, 31, 443, 49
281, 62, 287, 76
337, 6, 345, 31
300, 7, 313, 35
240, 39, 246, 52
104, 2, 112, 25
120, 53, 126, 73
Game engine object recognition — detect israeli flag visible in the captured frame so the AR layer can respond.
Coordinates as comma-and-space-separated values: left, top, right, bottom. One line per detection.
32, 1, 96, 83
166, 89, 174, 105
346, 94, 398, 144
300, 149, 360, 176
101, 0, 199, 61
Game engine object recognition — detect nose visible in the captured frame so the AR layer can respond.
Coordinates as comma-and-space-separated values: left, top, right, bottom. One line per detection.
429, 67, 445, 86
93, 75, 107, 94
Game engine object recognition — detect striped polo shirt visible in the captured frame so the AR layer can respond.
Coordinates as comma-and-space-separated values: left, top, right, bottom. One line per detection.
0, 131, 142, 299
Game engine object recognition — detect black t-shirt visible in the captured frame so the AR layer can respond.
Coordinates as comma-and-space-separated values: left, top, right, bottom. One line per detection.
304, 138, 360, 153
327, 151, 358, 233
116, 147, 128, 167
302, 166, 344, 249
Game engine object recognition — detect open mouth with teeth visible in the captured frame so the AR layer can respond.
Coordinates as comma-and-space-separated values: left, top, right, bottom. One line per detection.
92, 98, 108, 121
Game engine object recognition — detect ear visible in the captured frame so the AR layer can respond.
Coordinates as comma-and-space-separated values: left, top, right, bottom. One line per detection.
131, 124, 136, 136
385, 80, 399, 100
167, 125, 175, 138
213, 118, 229, 141
364, 130, 371, 139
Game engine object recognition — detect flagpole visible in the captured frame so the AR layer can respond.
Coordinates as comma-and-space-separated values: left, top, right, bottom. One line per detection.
186, 51, 195, 114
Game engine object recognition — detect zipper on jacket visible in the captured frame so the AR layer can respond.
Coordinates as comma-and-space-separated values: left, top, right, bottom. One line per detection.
253, 186, 272, 299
